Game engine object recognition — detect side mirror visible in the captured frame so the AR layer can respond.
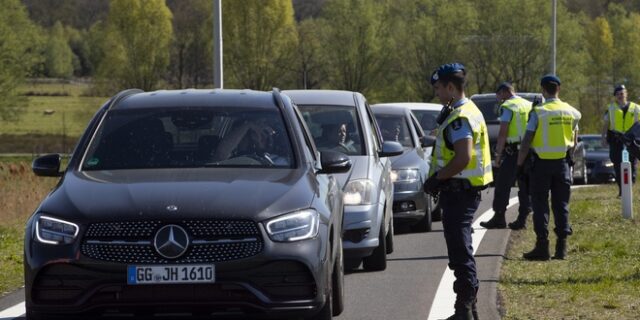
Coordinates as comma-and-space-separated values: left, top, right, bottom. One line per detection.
420, 135, 436, 148
32, 154, 62, 177
379, 141, 403, 157
319, 150, 352, 174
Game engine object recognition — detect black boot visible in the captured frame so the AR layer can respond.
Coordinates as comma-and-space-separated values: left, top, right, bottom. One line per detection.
523, 238, 550, 261
446, 304, 473, 320
479, 211, 506, 229
552, 238, 567, 260
508, 219, 526, 230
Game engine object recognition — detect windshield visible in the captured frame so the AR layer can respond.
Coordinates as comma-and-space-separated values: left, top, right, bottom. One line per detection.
297, 105, 364, 155
82, 107, 294, 170
411, 110, 440, 132
581, 136, 609, 152
374, 114, 413, 148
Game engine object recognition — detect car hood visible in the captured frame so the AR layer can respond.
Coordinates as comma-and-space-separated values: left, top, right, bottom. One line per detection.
39, 168, 315, 223
584, 151, 610, 162
390, 148, 423, 169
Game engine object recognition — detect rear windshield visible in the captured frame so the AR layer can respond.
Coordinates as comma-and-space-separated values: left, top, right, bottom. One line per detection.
374, 114, 414, 148
82, 107, 294, 170
297, 105, 365, 156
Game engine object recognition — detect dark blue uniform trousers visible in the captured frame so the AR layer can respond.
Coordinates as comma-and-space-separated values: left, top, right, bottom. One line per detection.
493, 149, 531, 217
440, 188, 481, 303
530, 158, 572, 240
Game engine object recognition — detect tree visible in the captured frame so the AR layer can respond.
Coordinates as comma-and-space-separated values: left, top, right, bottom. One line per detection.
0, 0, 44, 121
95, 0, 173, 93
317, 0, 393, 96
222, 0, 298, 90
45, 22, 74, 79
167, 0, 213, 88
292, 18, 327, 89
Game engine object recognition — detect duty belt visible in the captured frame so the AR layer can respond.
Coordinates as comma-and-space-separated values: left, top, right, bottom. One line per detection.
504, 143, 519, 156
439, 178, 487, 192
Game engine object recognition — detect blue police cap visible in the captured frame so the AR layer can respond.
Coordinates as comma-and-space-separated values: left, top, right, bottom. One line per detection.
614, 84, 626, 95
540, 74, 561, 86
431, 63, 466, 85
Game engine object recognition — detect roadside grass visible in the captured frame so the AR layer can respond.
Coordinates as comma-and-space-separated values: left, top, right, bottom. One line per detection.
500, 184, 640, 319
0, 161, 58, 296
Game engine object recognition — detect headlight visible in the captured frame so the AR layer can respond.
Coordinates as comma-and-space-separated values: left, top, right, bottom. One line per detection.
391, 169, 420, 182
343, 179, 375, 205
604, 160, 614, 167
35, 216, 79, 245
265, 209, 319, 242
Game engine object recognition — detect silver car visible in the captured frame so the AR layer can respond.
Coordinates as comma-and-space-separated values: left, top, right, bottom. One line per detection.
284, 90, 403, 271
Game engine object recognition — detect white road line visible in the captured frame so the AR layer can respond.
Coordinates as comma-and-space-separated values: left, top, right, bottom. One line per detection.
427, 197, 519, 320
0, 301, 24, 319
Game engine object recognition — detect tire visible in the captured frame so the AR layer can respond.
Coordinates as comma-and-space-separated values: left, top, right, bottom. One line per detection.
362, 222, 387, 271
385, 217, 394, 254
332, 239, 345, 316
411, 195, 433, 232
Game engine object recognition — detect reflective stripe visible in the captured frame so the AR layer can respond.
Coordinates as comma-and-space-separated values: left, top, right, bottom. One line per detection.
609, 102, 640, 133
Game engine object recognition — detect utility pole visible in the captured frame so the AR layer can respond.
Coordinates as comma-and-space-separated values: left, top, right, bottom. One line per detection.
213, 0, 223, 89
551, 0, 557, 75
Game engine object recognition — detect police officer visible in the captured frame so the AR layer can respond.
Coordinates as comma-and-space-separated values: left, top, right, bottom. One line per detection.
424, 63, 493, 320
480, 82, 533, 230
601, 84, 639, 196
516, 75, 581, 260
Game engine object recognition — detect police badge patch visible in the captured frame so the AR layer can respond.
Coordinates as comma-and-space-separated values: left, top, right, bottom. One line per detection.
451, 119, 462, 130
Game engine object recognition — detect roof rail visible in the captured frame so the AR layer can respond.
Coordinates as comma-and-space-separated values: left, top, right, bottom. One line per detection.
106, 88, 144, 111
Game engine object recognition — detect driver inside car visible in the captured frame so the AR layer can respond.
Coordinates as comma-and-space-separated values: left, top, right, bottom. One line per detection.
212, 120, 289, 165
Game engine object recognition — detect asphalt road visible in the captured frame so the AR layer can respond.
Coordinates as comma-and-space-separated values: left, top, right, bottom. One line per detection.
0, 187, 520, 320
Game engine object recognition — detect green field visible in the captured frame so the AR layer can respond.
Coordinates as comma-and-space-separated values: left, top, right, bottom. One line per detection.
0, 82, 108, 153
500, 184, 640, 319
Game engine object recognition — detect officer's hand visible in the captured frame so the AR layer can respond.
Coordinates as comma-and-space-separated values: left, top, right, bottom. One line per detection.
493, 155, 502, 168
423, 173, 441, 195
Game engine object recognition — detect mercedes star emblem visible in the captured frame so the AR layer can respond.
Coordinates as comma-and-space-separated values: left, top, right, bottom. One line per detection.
154, 225, 189, 259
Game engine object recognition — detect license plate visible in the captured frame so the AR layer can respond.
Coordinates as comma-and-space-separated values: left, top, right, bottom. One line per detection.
127, 264, 215, 285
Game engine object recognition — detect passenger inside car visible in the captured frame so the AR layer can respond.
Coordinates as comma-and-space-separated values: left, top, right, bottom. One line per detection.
319, 122, 357, 154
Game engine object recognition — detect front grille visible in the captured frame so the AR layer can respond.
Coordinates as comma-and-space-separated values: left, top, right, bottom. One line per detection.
81, 220, 263, 264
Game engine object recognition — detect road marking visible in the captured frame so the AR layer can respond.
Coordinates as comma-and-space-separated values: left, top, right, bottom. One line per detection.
427, 197, 519, 320
0, 301, 24, 319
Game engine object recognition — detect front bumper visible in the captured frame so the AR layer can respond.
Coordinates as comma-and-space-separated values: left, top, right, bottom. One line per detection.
391, 190, 427, 222
24, 222, 330, 318
341, 204, 381, 259
587, 163, 615, 182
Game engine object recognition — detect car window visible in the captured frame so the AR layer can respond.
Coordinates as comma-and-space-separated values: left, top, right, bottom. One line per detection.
581, 137, 609, 152
472, 97, 500, 122
298, 105, 365, 156
374, 114, 414, 148
412, 110, 440, 132
82, 107, 294, 170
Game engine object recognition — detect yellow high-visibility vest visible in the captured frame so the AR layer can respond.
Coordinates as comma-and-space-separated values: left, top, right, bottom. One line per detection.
608, 102, 640, 133
531, 100, 581, 160
501, 96, 532, 143
430, 100, 493, 187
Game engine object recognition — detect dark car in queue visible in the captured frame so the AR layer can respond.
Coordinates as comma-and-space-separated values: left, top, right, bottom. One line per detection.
578, 134, 615, 183
372, 104, 436, 232
283, 90, 403, 272
24, 89, 351, 320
